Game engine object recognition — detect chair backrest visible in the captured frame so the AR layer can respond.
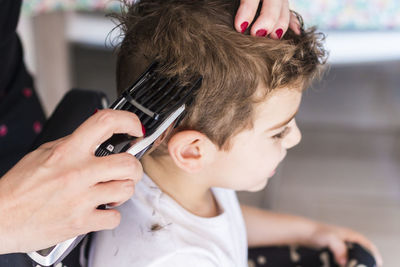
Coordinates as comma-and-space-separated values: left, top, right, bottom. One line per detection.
30, 89, 108, 151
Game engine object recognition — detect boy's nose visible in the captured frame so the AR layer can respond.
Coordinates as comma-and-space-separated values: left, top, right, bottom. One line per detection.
282, 120, 302, 149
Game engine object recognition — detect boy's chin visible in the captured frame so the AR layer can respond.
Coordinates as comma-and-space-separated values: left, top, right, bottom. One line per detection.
245, 178, 269, 192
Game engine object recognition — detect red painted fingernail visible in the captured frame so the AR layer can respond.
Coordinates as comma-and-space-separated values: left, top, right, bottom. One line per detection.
276, 28, 283, 39
141, 124, 146, 136
256, 29, 267, 37
240, 21, 249, 33
93, 108, 98, 115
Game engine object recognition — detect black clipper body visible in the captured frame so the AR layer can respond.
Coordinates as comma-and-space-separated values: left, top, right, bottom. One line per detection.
95, 62, 201, 159
27, 62, 202, 266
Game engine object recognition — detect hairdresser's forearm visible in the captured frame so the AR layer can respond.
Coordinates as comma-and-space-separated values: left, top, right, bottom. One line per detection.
241, 204, 317, 247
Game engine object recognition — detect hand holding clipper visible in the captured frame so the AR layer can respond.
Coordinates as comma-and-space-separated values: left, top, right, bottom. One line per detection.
27, 62, 201, 266
0, 109, 142, 254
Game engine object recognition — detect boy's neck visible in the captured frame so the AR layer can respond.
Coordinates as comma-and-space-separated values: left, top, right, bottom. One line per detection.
141, 155, 220, 218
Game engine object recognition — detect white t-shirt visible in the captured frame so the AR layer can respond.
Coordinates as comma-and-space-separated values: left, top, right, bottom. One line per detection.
89, 173, 248, 267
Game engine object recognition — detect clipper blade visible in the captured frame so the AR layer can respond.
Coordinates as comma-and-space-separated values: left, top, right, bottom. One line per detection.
95, 62, 202, 158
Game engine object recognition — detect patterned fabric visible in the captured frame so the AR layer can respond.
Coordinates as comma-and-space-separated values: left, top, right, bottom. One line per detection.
247, 243, 377, 267
21, 0, 400, 30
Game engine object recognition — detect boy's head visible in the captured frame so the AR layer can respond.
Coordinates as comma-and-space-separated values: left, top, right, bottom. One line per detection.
113, 0, 326, 191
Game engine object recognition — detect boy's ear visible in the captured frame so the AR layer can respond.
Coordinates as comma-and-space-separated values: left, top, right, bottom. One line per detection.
167, 130, 217, 173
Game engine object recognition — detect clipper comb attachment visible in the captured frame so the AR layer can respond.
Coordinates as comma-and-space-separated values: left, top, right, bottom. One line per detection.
95, 62, 202, 159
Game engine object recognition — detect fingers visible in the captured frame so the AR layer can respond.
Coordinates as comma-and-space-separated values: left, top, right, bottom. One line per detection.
268, 0, 290, 40
81, 153, 143, 186
77, 178, 137, 234
234, 0, 258, 33
235, 0, 301, 38
250, 0, 283, 37
328, 237, 348, 266
370, 244, 384, 267
289, 11, 301, 35
314, 224, 382, 267
348, 236, 383, 267
55, 152, 142, 189
331, 232, 383, 267
70, 109, 143, 154
90, 179, 135, 208
88, 209, 122, 232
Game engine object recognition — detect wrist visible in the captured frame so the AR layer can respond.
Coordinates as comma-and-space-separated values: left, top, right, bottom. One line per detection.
295, 217, 321, 246
0, 211, 13, 254
0, 215, 22, 254
0, 186, 20, 254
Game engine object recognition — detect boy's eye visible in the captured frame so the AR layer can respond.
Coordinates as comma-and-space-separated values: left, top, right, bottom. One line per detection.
272, 126, 290, 140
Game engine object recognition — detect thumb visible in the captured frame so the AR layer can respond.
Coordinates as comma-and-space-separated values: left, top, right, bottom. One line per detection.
328, 236, 348, 266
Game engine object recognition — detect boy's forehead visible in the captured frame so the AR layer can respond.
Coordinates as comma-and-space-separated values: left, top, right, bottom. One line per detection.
255, 87, 302, 130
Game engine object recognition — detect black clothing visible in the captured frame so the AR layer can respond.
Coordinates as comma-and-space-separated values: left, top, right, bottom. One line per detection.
0, 0, 46, 177
0, 0, 45, 265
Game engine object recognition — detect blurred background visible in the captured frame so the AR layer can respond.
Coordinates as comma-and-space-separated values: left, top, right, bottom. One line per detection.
16, 0, 400, 266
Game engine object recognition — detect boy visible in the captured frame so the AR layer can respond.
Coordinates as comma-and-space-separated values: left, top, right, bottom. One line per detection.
89, 0, 381, 266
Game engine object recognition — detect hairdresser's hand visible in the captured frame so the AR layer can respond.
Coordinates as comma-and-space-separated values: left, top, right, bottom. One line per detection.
235, 0, 301, 38
308, 222, 383, 267
0, 109, 143, 254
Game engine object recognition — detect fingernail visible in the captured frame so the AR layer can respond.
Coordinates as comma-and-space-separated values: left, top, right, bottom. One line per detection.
240, 21, 249, 33
141, 124, 146, 136
256, 29, 267, 37
276, 28, 283, 39
93, 108, 98, 115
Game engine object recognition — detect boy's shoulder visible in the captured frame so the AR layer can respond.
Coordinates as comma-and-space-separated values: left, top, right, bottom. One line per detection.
89, 174, 248, 267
